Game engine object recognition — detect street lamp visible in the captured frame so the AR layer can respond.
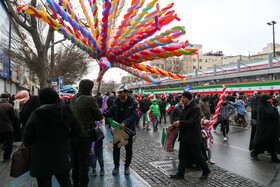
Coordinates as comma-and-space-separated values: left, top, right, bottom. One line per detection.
267, 21, 277, 57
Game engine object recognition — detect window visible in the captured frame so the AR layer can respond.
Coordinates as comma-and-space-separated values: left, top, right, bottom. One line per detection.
205, 59, 207, 62
199, 59, 202, 62
193, 59, 196, 62
200, 66, 202, 70
193, 66, 196, 69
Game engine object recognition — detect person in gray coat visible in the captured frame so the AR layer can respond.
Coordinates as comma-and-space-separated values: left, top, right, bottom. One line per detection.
219, 98, 235, 142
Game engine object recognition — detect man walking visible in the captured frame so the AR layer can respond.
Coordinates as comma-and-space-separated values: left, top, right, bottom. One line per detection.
0, 93, 20, 162
170, 91, 210, 180
104, 85, 138, 175
139, 95, 151, 129
70, 79, 103, 187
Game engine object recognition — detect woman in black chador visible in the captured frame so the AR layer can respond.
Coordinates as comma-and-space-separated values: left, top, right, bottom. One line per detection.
251, 95, 280, 162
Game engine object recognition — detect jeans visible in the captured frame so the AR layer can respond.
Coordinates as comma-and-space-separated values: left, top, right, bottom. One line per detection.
159, 111, 166, 123
113, 136, 133, 167
70, 137, 92, 186
0, 131, 13, 160
220, 120, 229, 137
236, 114, 246, 125
91, 146, 104, 169
36, 171, 72, 187
151, 115, 159, 130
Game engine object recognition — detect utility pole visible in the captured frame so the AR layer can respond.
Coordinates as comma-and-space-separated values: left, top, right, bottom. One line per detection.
267, 21, 277, 57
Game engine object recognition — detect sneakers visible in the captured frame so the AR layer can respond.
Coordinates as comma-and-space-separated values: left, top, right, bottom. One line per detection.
208, 159, 215, 164
92, 169, 97, 176
100, 168, 105, 176
124, 166, 130, 175
223, 137, 227, 142
112, 166, 119, 175
271, 157, 280, 163
170, 174, 184, 179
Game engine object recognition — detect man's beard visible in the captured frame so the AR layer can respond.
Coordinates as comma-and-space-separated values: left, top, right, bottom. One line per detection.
119, 95, 126, 100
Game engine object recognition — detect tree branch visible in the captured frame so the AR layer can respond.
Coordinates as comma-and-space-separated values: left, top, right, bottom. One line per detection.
49, 38, 67, 48
4, 0, 32, 32
45, 26, 54, 49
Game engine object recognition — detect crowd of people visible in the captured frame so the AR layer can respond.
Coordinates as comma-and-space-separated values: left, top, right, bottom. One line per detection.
1, 80, 280, 186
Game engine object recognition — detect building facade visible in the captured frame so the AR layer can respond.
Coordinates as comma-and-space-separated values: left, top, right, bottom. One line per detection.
0, 0, 39, 96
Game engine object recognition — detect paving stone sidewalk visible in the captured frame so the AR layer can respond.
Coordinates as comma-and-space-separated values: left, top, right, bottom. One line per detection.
116, 137, 264, 187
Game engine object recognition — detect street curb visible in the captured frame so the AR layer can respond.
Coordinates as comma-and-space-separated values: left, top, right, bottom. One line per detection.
268, 165, 280, 187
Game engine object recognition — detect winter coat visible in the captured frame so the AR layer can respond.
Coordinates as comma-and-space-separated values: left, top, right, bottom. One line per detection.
139, 98, 151, 113
254, 95, 280, 146
178, 99, 202, 144
19, 96, 40, 132
251, 95, 260, 120
229, 100, 246, 115
170, 106, 183, 124
167, 95, 176, 105
104, 95, 138, 136
219, 103, 235, 121
70, 81, 103, 138
23, 103, 81, 177
198, 101, 211, 119
149, 100, 160, 116
0, 101, 20, 133
95, 95, 103, 108
106, 97, 114, 109
159, 100, 167, 113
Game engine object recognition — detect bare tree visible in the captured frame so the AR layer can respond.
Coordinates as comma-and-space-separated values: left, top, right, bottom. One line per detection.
50, 45, 90, 85
4, 0, 90, 88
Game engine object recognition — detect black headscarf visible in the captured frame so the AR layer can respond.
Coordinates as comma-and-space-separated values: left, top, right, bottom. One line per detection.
39, 88, 60, 105
77, 79, 94, 96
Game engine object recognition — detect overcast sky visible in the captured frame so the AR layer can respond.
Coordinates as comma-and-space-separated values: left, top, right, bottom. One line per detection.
83, 0, 280, 83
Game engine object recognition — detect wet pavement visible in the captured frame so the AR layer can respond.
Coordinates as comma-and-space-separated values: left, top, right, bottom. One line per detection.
0, 125, 148, 187
134, 110, 280, 186
1, 109, 280, 186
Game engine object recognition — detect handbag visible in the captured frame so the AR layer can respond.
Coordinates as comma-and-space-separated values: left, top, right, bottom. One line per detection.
88, 124, 100, 142
10, 142, 31, 177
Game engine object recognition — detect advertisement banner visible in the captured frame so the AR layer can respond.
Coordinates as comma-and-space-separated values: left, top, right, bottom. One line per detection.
0, 1, 10, 79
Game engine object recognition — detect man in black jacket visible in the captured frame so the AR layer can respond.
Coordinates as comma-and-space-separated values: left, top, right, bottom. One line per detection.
70, 80, 103, 187
159, 97, 167, 124
139, 95, 151, 129
104, 84, 138, 175
170, 91, 210, 180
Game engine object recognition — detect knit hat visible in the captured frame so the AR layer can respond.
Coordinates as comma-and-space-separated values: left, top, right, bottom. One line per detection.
14, 90, 30, 111
39, 88, 60, 105
182, 91, 192, 100
78, 79, 94, 96
0, 93, 9, 99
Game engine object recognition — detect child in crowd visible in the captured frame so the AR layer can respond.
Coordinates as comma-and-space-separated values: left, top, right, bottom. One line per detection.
219, 98, 235, 141
149, 99, 161, 131
229, 97, 247, 127
201, 118, 215, 164
91, 128, 105, 176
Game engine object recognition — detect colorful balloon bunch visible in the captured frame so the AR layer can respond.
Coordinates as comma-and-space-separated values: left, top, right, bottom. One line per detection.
17, 0, 198, 85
